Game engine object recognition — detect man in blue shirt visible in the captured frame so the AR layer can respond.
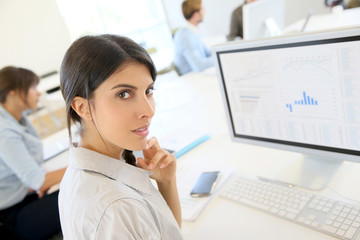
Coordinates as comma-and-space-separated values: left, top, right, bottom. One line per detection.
173, 0, 213, 75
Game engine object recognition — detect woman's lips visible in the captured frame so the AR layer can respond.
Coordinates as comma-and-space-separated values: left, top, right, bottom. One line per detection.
132, 126, 149, 137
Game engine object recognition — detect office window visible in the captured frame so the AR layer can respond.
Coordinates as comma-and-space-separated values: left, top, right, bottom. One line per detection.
56, 0, 174, 71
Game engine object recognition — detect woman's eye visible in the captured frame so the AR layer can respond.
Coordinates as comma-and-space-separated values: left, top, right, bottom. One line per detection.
146, 88, 154, 95
117, 91, 131, 99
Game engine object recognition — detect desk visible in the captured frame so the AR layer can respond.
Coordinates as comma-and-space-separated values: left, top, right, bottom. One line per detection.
153, 69, 360, 240
29, 73, 66, 138
44, 68, 360, 239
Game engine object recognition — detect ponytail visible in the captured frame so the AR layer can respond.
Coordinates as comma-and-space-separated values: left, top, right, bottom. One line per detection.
122, 149, 137, 166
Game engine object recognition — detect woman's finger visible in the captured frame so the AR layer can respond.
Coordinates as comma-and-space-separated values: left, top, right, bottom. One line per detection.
159, 153, 176, 169
137, 157, 148, 169
145, 137, 160, 150
148, 149, 169, 170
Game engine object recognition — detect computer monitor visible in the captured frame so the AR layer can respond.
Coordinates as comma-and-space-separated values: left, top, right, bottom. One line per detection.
213, 27, 360, 190
243, 0, 285, 40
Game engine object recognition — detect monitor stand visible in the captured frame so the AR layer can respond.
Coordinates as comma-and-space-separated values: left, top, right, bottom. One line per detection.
270, 154, 343, 190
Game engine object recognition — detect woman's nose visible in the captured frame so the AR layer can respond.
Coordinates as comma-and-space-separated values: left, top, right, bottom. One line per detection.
137, 96, 155, 119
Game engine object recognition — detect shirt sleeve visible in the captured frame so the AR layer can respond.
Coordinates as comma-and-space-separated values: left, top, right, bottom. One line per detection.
0, 129, 45, 190
181, 33, 214, 72
96, 198, 161, 240
183, 49, 213, 72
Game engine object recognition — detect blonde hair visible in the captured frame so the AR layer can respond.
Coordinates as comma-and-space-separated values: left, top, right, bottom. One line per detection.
182, 0, 202, 20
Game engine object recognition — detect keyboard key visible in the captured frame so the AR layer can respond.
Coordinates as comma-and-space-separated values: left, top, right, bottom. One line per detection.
321, 224, 337, 234
351, 209, 359, 215
297, 217, 305, 223
308, 215, 316, 220
340, 224, 350, 230
286, 213, 296, 220
304, 219, 312, 225
336, 228, 346, 236
270, 207, 279, 214
325, 219, 333, 225
311, 221, 319, 227
352, 221, 360, 228
238, 198, 270, 211
344, 226, 358, 239
333, 221, 341, 228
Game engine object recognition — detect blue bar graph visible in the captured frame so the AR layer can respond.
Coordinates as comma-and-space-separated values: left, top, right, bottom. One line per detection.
286, 91, 318, 113
286, 104, 293, 112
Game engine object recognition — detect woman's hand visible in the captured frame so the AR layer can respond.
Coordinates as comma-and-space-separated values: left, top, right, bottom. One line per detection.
137, 137, 182, 226
37, 167, 67, 198
137, 137, 176, 183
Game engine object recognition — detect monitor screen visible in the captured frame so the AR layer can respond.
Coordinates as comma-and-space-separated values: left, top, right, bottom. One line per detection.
213, 27, 360, 166
243, 0, 285, 40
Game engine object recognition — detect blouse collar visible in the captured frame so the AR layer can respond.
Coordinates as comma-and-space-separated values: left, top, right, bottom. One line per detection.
69, 147, 153, 195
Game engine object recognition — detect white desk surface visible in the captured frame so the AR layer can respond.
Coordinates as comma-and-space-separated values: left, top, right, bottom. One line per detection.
43, 68, 360, 240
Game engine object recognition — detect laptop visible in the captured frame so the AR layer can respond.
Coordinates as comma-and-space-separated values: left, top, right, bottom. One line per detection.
43, 136, 69, 161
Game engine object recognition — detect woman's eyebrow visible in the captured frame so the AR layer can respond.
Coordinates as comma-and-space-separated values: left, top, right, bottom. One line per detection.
111, 84, 137, 90
111, 82, 154, 90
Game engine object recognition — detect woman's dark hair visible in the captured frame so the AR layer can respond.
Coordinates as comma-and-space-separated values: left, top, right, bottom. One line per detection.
60, 34, 157, 165
0, 66, 40, 103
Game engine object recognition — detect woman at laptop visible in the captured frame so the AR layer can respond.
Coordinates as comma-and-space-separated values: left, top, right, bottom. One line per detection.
58, 35, 182, 239
0, 66, 65, 239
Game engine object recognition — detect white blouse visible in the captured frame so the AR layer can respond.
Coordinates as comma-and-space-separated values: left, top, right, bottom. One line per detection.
59, 147, 183, 240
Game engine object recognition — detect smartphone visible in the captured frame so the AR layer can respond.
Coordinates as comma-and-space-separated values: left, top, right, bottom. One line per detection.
190, 171, 220, 197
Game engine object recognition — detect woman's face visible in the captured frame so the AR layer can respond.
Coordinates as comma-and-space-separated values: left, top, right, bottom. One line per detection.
90, 62, 155, 153
25, 84, 41, 110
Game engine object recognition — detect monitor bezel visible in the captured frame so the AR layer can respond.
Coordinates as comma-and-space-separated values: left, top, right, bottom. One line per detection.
213, 27, 360, 162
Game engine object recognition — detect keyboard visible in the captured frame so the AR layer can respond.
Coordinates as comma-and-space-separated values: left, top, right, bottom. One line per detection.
220, 175, 360, 240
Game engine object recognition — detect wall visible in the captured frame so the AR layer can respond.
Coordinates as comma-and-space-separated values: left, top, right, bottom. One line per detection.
0, 0, 71, 75
0, 0, 331, 76
162, 0, 329, 37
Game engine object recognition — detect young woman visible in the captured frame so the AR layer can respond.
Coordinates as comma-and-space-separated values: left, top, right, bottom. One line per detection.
59, 34, 183, 239
0, 66, 65, 239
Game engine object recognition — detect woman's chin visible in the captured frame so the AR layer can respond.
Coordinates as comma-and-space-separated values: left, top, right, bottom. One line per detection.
28, 104, 38, 111
128, 142, 148, 152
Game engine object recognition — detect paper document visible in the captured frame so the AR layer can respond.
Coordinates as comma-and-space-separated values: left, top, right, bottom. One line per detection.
159, 128, 210, 159
177, 164, 233, 221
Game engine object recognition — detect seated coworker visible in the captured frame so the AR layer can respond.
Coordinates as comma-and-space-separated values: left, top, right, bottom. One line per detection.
173, 0, 213, 75
59, 34, 182, 239
324, 0, 360, 9
0, 66, 66, 240
228, 0, 258, 41
324, 0, 345, 7
345, 0, 360, 8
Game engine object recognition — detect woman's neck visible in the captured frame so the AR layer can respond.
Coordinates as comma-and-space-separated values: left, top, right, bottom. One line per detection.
78, 127, 124, 160
1, 102, 24, 122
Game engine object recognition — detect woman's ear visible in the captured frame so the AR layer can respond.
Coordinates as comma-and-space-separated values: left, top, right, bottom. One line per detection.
8, 90, 16, 96
71, 97, 92, 120
6, 90, 24, 103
